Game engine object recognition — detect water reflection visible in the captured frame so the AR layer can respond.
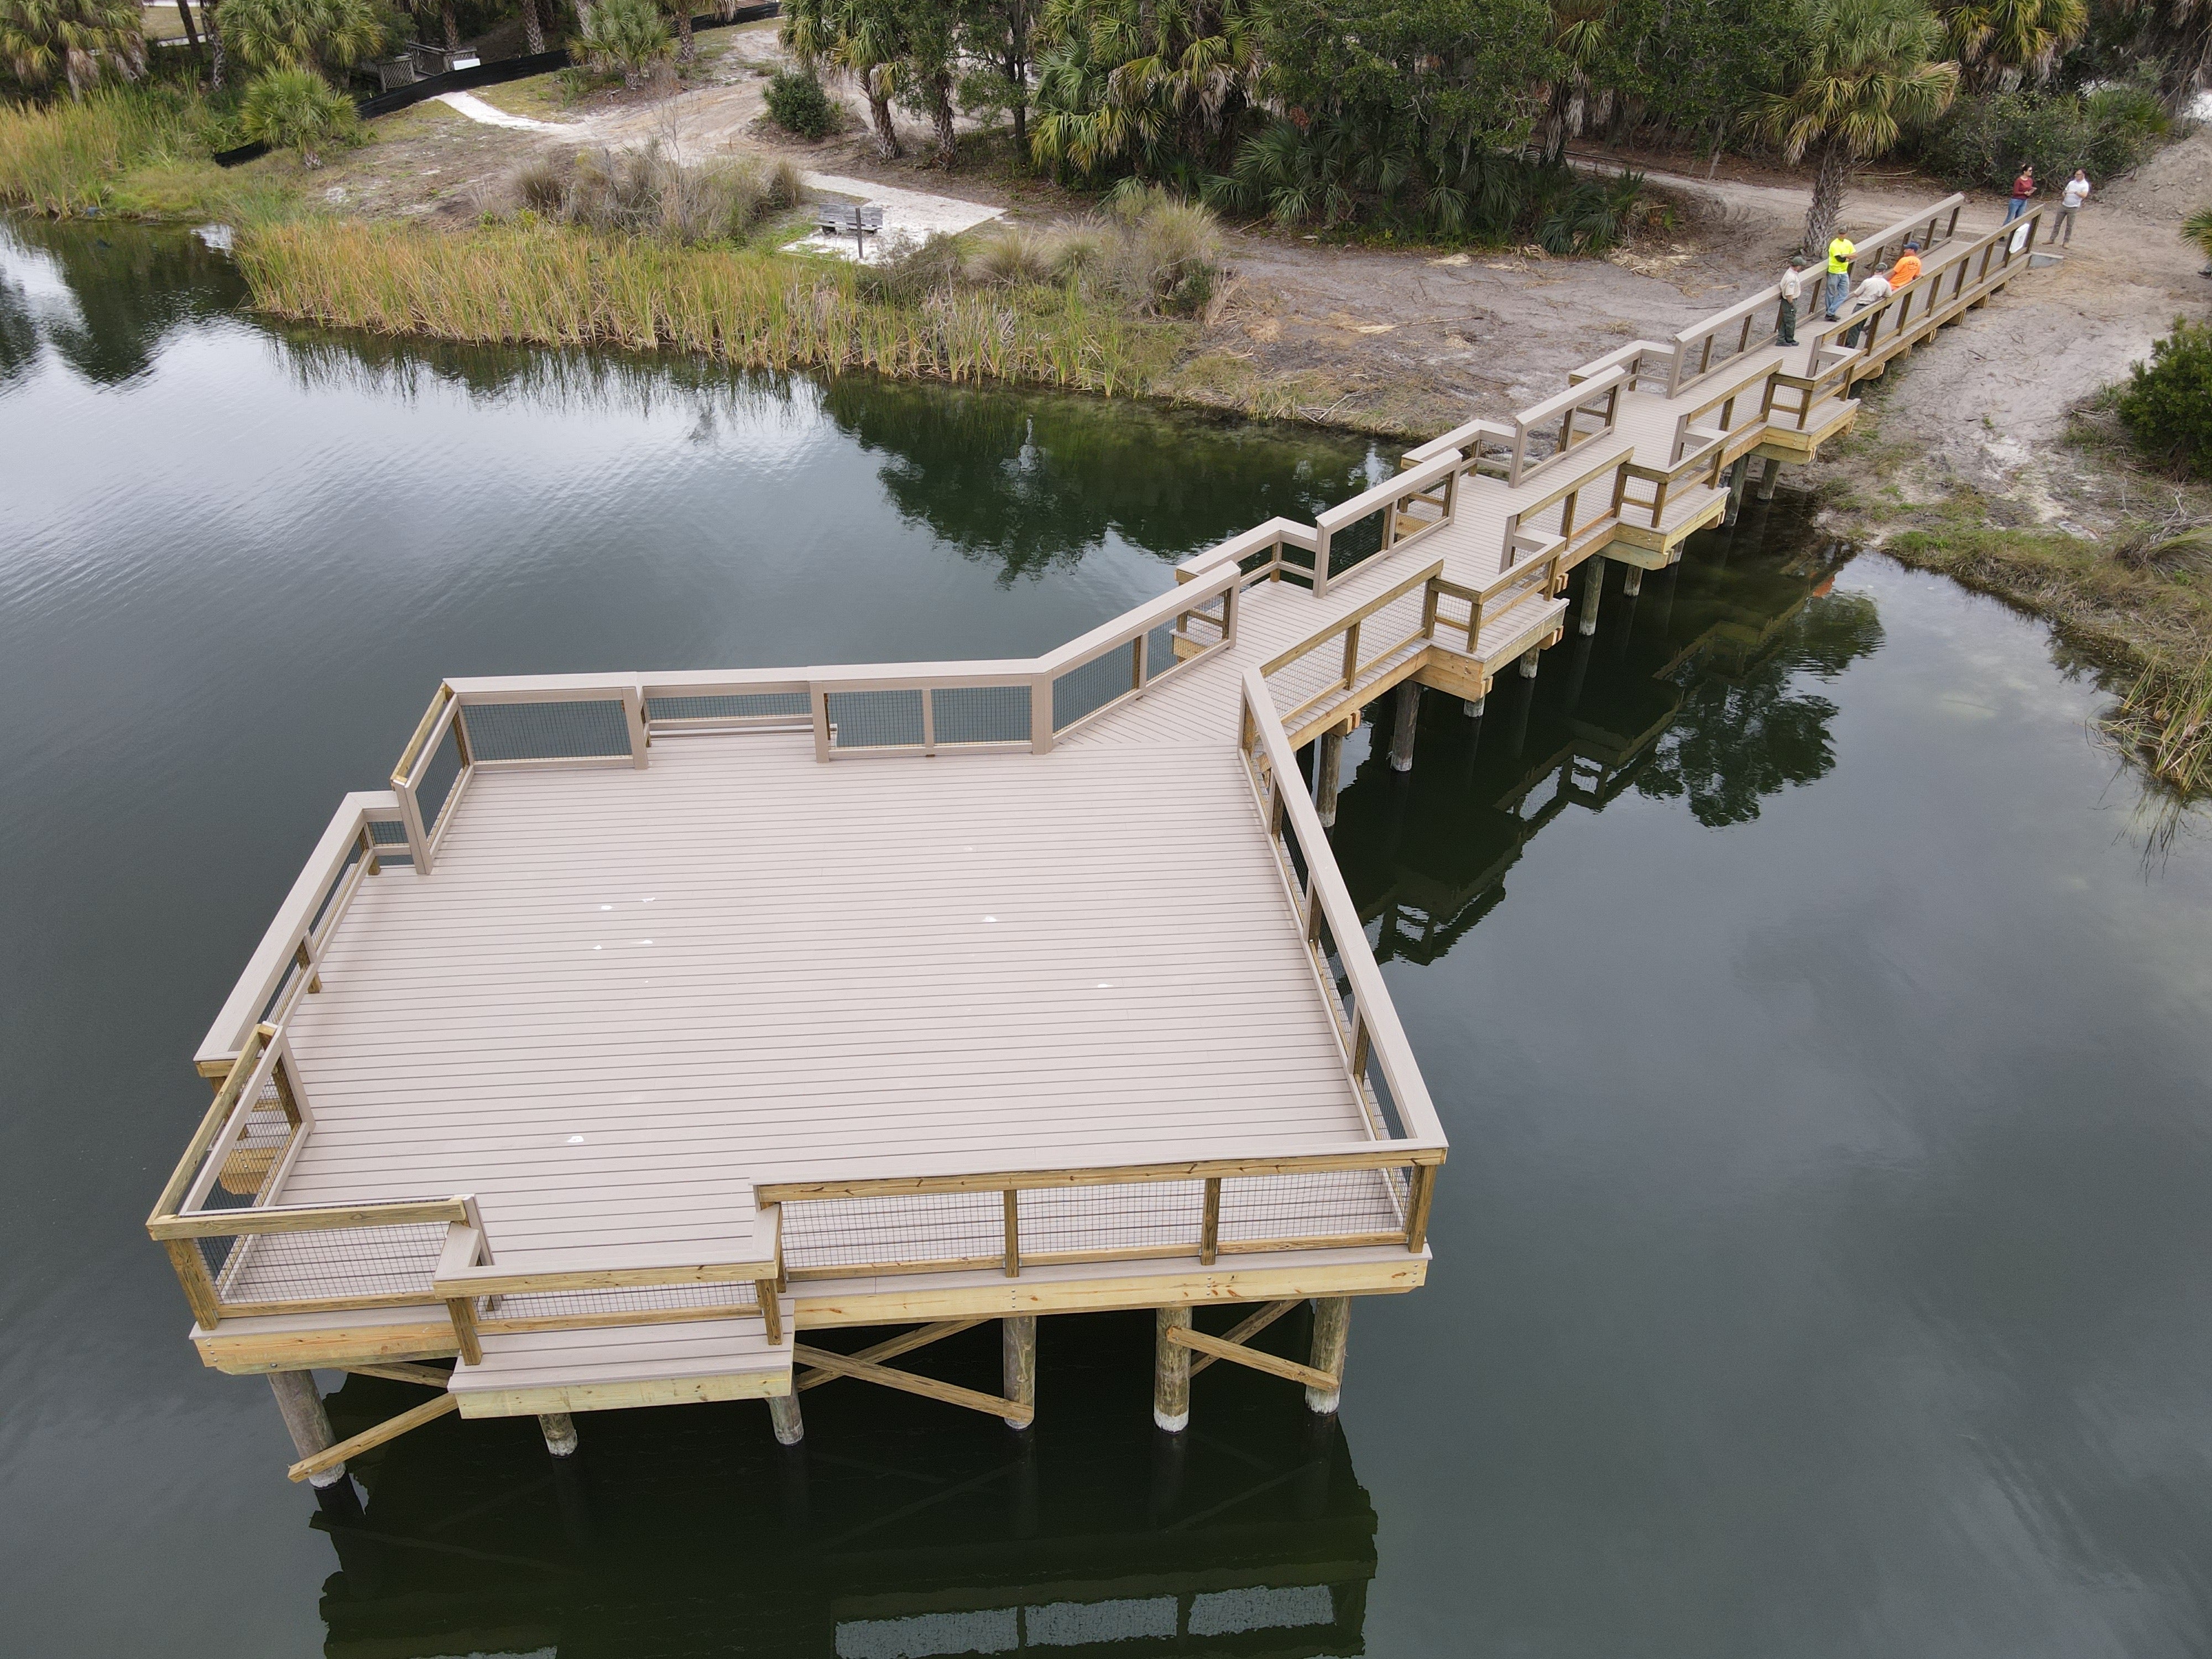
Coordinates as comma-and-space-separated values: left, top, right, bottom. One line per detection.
310, 1314, 1375, 1657
1334, 495, 1882, 963
0, 218, 242, 387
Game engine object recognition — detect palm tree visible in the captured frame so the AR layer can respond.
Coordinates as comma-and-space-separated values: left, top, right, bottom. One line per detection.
0, 0, 147, 94
1939, 0, 2087, 88
784, 0, 909, 157
1755, 0, 1960, 256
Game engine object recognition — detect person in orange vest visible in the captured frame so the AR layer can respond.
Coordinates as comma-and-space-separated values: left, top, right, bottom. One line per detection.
1887, 242, 1922, 289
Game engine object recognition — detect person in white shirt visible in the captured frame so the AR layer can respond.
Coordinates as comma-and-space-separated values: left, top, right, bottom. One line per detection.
2055, 170, 2090, 246
1777, 255, 1807, 346
1841, 273, 1891, 347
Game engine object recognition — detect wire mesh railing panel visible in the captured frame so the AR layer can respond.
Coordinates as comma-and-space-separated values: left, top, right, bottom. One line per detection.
1219, 1167, 1410, 1248
1144, 621, 1181, 681
1310, 911, 1355, 1034
1360, 1044, 1409, 1140
646, 692, 811, 723
1052, 641, 1139, 731
782, 1191, 1003, 1274
826, 688, 924, 750
207, 1220, 448, 1308
931, 684, 1032, 746
1326, 507, 1387, 577
460, 698, 629, 761
368, 819, 409, 847
416, 718, 465, 837
1019, 1181, 1204, 1259
479, 1280, 761, 1327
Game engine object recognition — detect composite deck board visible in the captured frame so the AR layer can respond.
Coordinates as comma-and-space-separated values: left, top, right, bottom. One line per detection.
278, 735, 1373, 1272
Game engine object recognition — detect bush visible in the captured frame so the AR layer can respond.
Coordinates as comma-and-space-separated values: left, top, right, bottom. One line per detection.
2118, 318, 2212, 477
504, 143, 802, 245
239, 67, 359, 166
578, 0, 671, 88
1914, 87, 2169, 192
765, 68, 838, 139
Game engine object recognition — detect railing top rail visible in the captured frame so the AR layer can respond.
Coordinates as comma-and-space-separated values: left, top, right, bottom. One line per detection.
195, 792, 398, 1071
149, 1194, 471, 1240
1515, 364, 1626, 429
1568, 340, 1673, 384
1174, 515, 1319, 581
1507, 437, 1635, 523
1241, 668, 1447, 1145
1260, 558, 1447, 678
755, 1137, 1444, 1203
1314, 452, 1462, 534
1402, 417, 1516, 468
154, 1024, 278, 1223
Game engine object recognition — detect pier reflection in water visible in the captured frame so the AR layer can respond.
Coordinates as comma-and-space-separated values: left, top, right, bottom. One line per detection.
309, 1312, 1374, 1658
1328, 493, 1879, 961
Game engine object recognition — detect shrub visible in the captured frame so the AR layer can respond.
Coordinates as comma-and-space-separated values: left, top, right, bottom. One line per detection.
579, 0, 671, 88
1097, 184, 1223, 316
505, 143, 799, 246
1913, 86, 2168, 192
239, 66, 358, 166
969, 225, 1055, 286
765, 67, 838, 138
2118, 318, 2212, 477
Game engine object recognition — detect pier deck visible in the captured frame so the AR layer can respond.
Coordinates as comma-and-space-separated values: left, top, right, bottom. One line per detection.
150, 194, 2047, 1463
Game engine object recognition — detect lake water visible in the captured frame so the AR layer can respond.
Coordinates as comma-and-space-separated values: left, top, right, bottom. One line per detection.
6, 217, 2211, 1658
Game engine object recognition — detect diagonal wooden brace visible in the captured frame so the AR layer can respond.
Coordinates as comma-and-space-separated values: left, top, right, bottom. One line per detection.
288, 1394, 458, 1483
1165, 1323, 1339, 1392
795, 1319, 988, 1392
1185, 1301, 1299, 1379
792, 1343, 1033, 1426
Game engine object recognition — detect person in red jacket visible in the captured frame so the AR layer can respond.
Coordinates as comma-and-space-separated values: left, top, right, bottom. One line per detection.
2006, 166, 2036, 223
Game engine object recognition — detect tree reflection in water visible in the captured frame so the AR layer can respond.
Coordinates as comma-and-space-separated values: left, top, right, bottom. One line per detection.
307, 1310, 1378, 1657
1331, 493, 1883, 963
0, 218, 244, 387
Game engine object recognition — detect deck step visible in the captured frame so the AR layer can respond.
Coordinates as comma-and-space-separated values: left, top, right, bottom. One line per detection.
446, 1299, 795, 1417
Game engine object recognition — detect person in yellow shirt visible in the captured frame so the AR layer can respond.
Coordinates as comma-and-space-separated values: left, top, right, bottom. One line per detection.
1824, 234, 1855, 320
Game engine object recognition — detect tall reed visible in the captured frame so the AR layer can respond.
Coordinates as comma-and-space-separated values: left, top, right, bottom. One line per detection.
237, 221, 1170, 394
0, 88, 202, 214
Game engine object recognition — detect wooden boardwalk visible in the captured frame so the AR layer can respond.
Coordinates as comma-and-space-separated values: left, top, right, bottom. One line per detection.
149, 195, 2049, 1475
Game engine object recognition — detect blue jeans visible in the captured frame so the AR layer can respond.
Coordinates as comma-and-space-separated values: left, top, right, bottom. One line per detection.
1823, 270, 1848, 319
2005, 196, 2028, 222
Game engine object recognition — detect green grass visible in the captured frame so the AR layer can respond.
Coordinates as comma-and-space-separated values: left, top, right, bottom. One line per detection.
237, 219, 1183, 395
0, 85, 298, 220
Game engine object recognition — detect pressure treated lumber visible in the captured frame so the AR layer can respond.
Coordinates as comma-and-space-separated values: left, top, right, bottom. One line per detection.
789, 1344, 1034, 1426
288, 1394, 458, 1483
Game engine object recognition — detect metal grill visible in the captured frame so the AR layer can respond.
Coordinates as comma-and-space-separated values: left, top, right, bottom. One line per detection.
368, 819, 409, 846
930, 684, 1031, 745
827, 688, 925, 749
458, 698, 629, 761
646, 692, 811, 723
783, 1190, 1002, 1274
1018, 1180, 1203, 1258
1218, 1167, 1408, 1247
204, 1219, 447, 1309
416, 717, 465, 836
478, 1280, 761, 1327
1327, 506, 1386, 577
1145, 620, 1182, 681
1053, 641, 1139, 730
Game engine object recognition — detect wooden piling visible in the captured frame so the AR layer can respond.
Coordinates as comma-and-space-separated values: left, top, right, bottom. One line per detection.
1756, 455, 1782, 500
1577, 556, 1604, 636
1154, 1307, 1192, 1432
1462, 697, 1485, 718
1306, 1297, 1349, 1415
769, 1389, 804, 1446
1622, 567, 1642, 597
1388, 682, 1421, 774
268, 1369, 348, 1489
538, 1410, 577, 1457
1315, 727, 1344, 828
1001, 1314, 1037, 1430
1722, 455, 1751, 525
1518, 647, 1541, 680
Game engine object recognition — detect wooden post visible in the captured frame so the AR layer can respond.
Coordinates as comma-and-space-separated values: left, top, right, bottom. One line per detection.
1577, 557, 1605, 637
1462, 697, 1485, 718
1387, 681, 1421, 774
539, 1411, 578, 1457
1721, 454, 1751, 526
1315, 727, 1344, 828
1154, 1307, 1192, 1432
1622, 567, 1644, 598
1757, 456, 1782, 500
769, 1389, 805, 1446
268, 1369, 349, 1489
1001, 1314, 1037, 1431
1518, 647, 1541, 680
1306, 1297, 1350, 1415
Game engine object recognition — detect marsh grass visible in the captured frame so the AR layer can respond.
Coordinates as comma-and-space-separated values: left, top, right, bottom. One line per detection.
238, 221, 1179, 395
0, 87, 203, 214
2103, 649, 2212, 795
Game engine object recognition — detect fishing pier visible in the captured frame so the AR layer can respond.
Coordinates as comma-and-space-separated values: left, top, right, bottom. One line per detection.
149, 194, 2047, 1486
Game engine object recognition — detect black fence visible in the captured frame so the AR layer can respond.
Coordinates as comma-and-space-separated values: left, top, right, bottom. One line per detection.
213, 2, 779, 168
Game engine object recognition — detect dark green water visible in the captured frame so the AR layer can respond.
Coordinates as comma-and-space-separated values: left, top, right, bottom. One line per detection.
6, 218, 2211, 1657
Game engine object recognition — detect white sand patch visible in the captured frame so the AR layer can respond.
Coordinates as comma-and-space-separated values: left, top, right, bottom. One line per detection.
435, 91, 567, 133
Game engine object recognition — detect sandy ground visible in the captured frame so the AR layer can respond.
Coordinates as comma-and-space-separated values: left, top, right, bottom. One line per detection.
305, 25, 2208, 505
